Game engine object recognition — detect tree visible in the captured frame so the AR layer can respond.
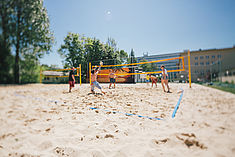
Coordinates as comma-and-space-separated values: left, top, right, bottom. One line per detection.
0, 0, 54, 83
58, 33, 128, 82
0, 38, 14, 83
139, 59, 158, 72
20, 54, 41, 83
127, 48, 137, 64
107, 37, 117, 52
0, 0, 14, 83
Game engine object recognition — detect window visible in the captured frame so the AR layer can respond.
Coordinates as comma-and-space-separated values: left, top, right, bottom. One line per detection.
195, 62, 198, 66
212, 55, 215, 59
218, 54, 221, 58
206, 62, 210, 65
206, 56, 209, 59
212, 61, 214, 64
200, 56, 204, 59
201, 71, 204, 75
200, 62, 204, 65
195, 57, 198, 60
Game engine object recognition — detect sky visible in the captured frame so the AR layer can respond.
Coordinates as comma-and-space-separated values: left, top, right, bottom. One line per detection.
40, 0, 235, 68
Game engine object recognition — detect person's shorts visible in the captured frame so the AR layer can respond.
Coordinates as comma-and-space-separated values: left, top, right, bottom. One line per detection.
145, 79, 150, 83
152, 79, 157, 83
161, 76, 168, 80
110, 78, 116, 83
91, 81, 102, 91
69, 81, 75, 87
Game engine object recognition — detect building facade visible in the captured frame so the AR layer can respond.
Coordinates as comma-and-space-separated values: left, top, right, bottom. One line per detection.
180, 47, 235, 82
136, 52, 182, 82
136, 46, 235, 83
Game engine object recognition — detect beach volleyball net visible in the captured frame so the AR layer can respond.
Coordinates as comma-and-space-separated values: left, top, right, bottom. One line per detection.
40, 64, 82, 85
89, 56, 185, 84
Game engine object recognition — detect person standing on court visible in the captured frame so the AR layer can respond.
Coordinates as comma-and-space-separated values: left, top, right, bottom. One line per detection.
69, 67, 75, 93
109, 69, 116, 89
90, 62, 106, 94
161, 65, 170, 93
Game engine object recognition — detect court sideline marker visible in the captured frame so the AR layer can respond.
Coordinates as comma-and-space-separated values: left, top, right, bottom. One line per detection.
14, 88, 184, 121
171, 88, 184, 118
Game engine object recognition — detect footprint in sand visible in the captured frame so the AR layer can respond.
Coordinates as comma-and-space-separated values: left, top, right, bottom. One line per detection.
8, 153, 40, 157
54, 146, 78, 156
175, 133, 207, 149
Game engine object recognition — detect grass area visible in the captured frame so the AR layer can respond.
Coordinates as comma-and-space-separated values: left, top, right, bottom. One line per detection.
208, 85, 235, 94
199, 82, 235, 94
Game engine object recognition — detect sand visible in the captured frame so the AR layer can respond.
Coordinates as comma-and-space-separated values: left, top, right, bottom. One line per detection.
0, 83, 235, 157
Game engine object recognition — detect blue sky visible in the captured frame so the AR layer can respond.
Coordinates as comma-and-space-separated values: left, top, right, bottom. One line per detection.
40, 0, 235, 68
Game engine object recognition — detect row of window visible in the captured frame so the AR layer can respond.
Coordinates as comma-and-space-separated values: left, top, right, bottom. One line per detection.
195, 55, 221, 60
194, 69, 211, 73
195, 61, 221, 66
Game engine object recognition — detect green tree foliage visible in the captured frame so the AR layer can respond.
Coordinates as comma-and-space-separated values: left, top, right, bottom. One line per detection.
107, 37, 117, 52
127, 48, 137, 64
0, 38, 14, 83
139, 59, 158, 72
0, 0, 54, 84
20, 54, 41, 83
58, 33, 128, 82
0, 0, 14, 83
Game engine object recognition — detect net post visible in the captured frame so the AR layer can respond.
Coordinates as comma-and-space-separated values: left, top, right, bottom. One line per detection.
182, 57, 185, 70
76, 67, 79, 86
79, 64, 82, 86
188, 50, 192, 88
89, 62, 91, 85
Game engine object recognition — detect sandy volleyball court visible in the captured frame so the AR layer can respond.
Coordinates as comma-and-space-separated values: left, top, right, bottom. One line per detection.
0, 83, 235, 157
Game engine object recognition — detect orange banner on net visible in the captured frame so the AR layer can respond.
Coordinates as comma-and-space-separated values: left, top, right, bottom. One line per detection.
97, 68, 134, 83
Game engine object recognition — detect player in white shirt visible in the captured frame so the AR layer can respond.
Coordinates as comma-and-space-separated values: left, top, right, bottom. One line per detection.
161, 65, 170, 93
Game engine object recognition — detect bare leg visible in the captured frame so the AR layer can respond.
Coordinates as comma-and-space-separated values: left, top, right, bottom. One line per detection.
91, 85, 95, 94
114, 83, 115, 88
164, 80, 170, 92
161, 80, 166, 92
109, 83, 111, 89
100, 89, 106, 94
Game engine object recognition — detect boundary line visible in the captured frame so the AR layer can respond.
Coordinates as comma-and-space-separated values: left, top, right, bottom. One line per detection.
171, 89, 184, 118
89, 107, 162, 120
14, 88, 184, 121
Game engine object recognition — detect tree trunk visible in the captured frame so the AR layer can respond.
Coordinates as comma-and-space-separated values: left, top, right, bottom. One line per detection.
14, 4, 21, 84
14, 47, 20, 83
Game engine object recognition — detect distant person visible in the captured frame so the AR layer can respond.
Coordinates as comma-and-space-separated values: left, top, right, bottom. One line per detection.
91, 63, 106, 94
69, 67, 75, 92
150, 74, 158, 88
109, 69, 116, 89
146, 74, 150, 85
161, 65, 170, 93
